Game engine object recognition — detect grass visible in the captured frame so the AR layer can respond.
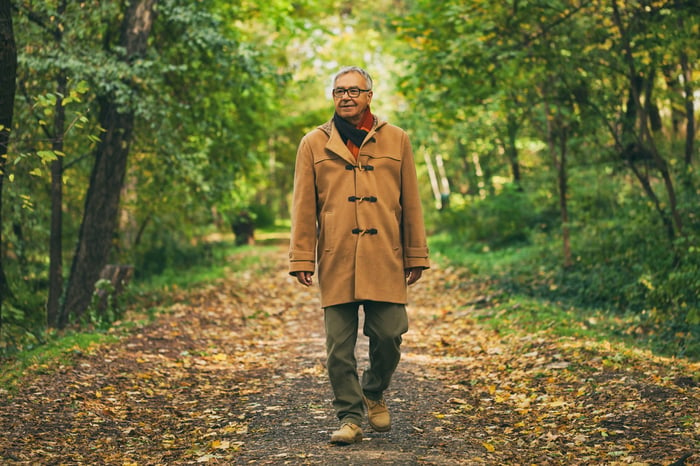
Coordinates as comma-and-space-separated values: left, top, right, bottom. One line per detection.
471, 294, 640, 348
0, 331, 118, 393
428, 233, 698, 360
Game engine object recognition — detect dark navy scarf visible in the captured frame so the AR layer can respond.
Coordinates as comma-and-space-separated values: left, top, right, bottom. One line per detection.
333, 112, 370, 148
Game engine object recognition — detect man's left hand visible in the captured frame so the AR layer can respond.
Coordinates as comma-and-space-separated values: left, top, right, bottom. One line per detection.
405, 267, 423, 286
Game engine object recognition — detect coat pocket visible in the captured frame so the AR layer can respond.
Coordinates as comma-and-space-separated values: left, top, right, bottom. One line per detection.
319, 211, 335, 253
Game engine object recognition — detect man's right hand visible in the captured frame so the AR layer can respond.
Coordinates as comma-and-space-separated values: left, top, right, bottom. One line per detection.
295, 271, 313, 287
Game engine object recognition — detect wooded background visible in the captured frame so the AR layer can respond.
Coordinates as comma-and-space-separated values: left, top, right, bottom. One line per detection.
0, 0, 698, 356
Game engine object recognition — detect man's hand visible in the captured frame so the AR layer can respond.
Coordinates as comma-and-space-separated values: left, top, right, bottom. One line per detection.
294, 271, 313, 287
405, 267, 423, 286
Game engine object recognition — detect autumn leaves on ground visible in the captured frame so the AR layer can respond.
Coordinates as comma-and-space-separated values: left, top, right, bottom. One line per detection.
1, 246, 698, 465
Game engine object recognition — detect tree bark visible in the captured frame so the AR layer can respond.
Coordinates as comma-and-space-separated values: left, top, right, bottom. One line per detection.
543, 87, 572, 268
505, 112, 522, 188
46, 0, 68, 328
0, 0, 17, 329
557, 131, 571, 269
47, 73, 66, 328
680, 51, 694, 167
60, 0, 156, 326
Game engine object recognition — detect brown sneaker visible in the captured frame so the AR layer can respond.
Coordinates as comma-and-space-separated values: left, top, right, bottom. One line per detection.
330, 422, 363, 445
363, 395, 391, 432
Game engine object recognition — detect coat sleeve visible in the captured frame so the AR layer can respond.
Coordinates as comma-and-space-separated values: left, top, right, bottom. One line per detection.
400, 131, 430, 270
289, 136, 318, 275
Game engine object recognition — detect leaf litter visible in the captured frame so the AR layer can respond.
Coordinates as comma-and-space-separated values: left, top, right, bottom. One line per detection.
0, 246, 698, 465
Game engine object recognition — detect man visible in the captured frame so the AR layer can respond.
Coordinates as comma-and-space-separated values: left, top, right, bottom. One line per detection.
289, 66, 430, 445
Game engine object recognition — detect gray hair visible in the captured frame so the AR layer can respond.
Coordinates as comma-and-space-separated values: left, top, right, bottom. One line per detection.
333, 66, 373, 90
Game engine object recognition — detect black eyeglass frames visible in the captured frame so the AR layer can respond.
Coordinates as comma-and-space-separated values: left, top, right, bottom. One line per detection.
332, 87, 371, 98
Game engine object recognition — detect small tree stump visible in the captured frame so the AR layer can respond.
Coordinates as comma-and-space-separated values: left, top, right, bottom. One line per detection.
232, 211, 255, 246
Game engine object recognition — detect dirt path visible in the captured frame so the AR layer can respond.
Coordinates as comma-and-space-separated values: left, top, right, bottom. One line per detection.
1, 246, 698, 465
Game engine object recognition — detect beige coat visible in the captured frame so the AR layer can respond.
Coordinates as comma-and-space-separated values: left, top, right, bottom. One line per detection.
289, 116, 430, 308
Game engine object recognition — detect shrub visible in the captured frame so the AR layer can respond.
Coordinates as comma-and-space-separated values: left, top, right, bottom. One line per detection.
435, 183, 553, 250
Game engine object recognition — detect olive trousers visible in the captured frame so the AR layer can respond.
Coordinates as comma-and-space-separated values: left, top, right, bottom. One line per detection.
324, 301, 409, 426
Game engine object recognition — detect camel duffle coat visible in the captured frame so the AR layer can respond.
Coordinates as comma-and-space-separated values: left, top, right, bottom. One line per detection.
289, 115, 430, 308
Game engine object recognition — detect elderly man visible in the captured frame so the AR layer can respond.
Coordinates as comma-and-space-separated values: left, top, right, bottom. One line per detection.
289, 66, 430, 445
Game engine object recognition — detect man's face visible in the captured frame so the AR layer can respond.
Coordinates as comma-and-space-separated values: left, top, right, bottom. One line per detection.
333, 71, 373, 125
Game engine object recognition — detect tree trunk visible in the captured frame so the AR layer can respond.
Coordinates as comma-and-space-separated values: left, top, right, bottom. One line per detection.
611, 0, 683, 239
47, 73, 66, 328
423, 149, 442, 209
456, 137, 479, 197
60, 0, 157, 326
680, 51, 694, 167
46, 0, 67, 327
557, 131, 571, 269
506, 111, 522, 188
543, 91, 572, 268
0, 0, 17, 329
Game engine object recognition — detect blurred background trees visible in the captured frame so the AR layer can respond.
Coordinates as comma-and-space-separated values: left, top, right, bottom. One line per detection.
1, 0, 698, 356
395, 0, 699, 353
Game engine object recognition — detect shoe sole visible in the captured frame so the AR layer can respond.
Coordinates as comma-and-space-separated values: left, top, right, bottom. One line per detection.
330, 435, 362, 445
368, 421, 391, 433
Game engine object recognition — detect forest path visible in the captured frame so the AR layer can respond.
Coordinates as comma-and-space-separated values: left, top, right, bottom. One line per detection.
1, 246, 698, 465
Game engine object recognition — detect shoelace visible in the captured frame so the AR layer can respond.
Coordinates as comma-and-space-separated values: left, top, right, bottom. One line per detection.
366, 398, 386, 409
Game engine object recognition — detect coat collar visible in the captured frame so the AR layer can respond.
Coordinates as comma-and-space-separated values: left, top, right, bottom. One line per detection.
319, 116, 386, 165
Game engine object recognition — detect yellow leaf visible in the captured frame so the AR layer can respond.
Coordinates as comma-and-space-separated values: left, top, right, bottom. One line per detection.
216, 440, 230, 450
549, 399, 566, 408
483, 442, 495, 452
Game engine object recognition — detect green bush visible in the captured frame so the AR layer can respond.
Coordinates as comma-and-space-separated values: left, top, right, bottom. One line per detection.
248, 203, 276, 229
429, 178, 700, 359
436, 183, 553, 250
134, 232, 214, 280
645, 238, 700, 325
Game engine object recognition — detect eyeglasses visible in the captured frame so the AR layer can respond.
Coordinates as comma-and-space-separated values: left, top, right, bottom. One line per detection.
332, 87, 371, 98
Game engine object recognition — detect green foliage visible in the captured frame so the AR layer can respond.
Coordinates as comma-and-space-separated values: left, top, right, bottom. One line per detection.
395, 0, 699, 358
83, 279, 124, 330
132, 230, 215, 281
645, 236, 700, 327
247, 203, 276, 230
3, 0, 322, 339
437, 184, 551, 250
431, 186, 700, 359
